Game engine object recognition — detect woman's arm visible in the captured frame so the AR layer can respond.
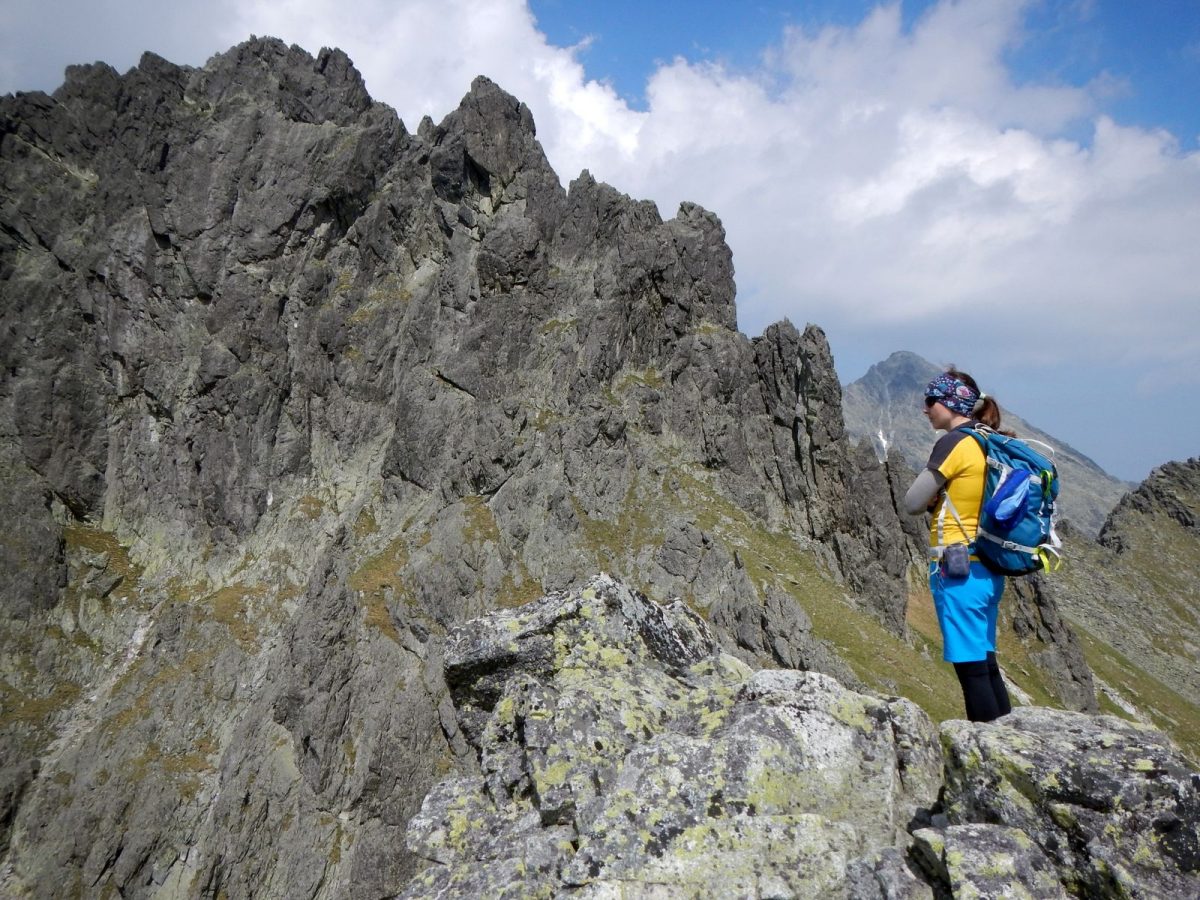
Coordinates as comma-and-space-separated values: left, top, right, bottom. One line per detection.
903, 467, 945, 515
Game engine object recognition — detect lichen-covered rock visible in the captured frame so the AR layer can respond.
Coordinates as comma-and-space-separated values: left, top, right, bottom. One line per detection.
404, 575, 944, 897
939, 707, 1200, 898
406, 581, 1200, 898
911, 823, 1066, 899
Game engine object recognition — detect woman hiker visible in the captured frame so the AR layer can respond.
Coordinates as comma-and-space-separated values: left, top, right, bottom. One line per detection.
904, 368, 1012, 722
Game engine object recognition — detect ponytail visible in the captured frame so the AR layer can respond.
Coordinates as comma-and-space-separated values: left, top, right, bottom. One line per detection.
945, 366, 1011, 434
974, 395, 1002, 430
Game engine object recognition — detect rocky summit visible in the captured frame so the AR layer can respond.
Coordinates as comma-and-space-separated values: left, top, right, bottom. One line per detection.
0, 36, 1196, 899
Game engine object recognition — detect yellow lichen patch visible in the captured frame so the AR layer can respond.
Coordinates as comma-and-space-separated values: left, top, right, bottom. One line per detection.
447, 810, 472, 845
978, 853, 1018, 878
830, 695, 874, 732
297, 495, 325, 520
920, 830, 946, 856
207, 583, 266, 649
1047, 802, 1077, 830
462, 495, 502, 547
598, 647, 629, 668
348, 537, 410, 645
1130, 838, 1161, 867
535, 759, 573, 789
744, 767, 816, 816
697, 704, 731, 735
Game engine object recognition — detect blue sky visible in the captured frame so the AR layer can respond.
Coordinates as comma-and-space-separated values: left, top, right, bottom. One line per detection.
3, 1, 1199, 482
529, 1, 1200, 145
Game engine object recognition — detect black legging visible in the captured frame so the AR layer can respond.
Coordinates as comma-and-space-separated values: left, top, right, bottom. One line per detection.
953, 651, 1012, 722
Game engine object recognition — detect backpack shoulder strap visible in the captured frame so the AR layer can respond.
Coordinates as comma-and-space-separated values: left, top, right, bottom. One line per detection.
935, 425, 989, 549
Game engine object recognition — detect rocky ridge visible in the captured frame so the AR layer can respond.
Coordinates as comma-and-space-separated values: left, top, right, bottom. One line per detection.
0, 37, 1136, 898
1042, 458, 1200, 762
0, 38, 928, 898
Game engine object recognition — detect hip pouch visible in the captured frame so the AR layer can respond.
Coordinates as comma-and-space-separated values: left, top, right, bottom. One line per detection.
940, 543, 971, 579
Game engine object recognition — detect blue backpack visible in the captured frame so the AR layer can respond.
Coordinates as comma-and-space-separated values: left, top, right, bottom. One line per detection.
955, 425, 1062, 576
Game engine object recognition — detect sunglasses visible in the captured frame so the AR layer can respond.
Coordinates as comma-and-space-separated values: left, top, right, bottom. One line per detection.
924, 396, 937, 408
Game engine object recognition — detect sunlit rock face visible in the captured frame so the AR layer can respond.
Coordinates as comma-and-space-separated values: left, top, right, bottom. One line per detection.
1, 36, 922, 897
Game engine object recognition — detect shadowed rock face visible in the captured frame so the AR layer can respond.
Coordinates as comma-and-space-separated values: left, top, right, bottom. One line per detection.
0, 37, 1106, 898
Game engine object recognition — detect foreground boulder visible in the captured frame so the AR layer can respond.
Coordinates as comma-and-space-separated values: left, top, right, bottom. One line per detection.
927, 707, 1200, 899
404, 575, 1200, 898
404, 575, 942, 897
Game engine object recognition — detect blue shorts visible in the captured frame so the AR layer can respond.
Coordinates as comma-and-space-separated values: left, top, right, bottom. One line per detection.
928, 560, 1006, 663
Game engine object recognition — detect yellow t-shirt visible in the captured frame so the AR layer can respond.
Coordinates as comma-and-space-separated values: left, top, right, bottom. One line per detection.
926, 430, 987, 547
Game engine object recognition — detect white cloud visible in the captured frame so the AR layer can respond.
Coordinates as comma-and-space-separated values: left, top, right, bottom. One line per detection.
180, 0, 1200, 380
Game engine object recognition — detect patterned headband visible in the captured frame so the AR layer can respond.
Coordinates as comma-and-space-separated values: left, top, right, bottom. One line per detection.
925, 373, 979, 417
